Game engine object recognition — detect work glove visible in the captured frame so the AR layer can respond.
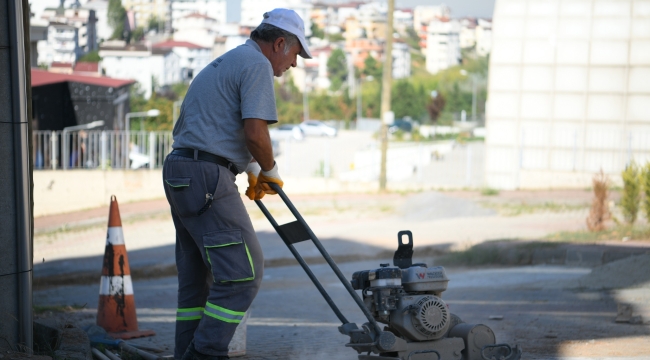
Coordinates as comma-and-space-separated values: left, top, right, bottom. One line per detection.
245, 162, 262, 200
254, 162, 283, 197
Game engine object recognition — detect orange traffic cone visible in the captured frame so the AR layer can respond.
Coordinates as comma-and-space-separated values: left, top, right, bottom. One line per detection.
97, 195, 155, 340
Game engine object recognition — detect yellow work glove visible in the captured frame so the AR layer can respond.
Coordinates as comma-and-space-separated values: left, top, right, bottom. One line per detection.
245, 162, 262, 200
254, 162, 284, 196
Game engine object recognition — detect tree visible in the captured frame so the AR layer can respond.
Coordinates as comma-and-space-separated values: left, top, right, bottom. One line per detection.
362, 55, 382, 80
391, 80, 427, 120
147, 16, 165, 33
327, 49, 348, 91
426, 92, 446, 124
310, 23, 324, 39
131, 27, 145, 42
108, 0, 127, 40
78, 50, 101, 62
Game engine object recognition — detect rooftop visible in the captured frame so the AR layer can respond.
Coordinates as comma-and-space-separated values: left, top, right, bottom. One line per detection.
31, 69, 134, 88
152, 40, 207, 49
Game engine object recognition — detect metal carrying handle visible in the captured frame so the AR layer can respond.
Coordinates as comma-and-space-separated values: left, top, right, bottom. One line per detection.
407, 349, 441, 360
255, 183, 384, 336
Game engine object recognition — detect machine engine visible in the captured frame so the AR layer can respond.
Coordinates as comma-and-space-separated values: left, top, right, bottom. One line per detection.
351, 264, 454, 342
346, 231, 521, 360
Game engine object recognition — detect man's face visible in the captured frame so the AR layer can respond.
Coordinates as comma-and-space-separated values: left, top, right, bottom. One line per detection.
268, 38, 301, 77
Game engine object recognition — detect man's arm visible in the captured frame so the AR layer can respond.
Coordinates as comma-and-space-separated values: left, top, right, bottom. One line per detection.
243, 118, 275, 171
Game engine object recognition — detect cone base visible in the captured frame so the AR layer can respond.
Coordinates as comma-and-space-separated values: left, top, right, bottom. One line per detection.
109, 329, 156, 340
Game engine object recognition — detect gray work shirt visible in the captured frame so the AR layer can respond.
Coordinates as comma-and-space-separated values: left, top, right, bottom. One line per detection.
172, 39, 278, 173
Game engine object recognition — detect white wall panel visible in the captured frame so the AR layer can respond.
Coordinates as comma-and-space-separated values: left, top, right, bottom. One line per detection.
592, 19, 631, 39
558, 19, 591, 39
628, 67, 650, 93
627, 95, 650, 121
589, 67, 627, 92
486, 147, 518, 172
523, 40, 555, 64
556, 41, 590, 64
629, 127, 650, 150
496, 0, 527, 16
489, 66, 521, 91
491, 40, 523, 64
554, 94, 586, 120
632, 19, 650, 37
585, 151, 619, 173
594, 1, 631, 17
586, 125, 622, 149
493, 18, 526, 39
552, 124, 582, 148
587, 95, 625, 120
590, 41, 629, 65
560, 0, 593, 17
521, 93, 552, 119
528, 1, 558, 16
634, 1, 650, 17
488, 93, 519, 118
522, 66, 554, 91
551, 150, 577, 171
630, 40, 650, 65
522, 149, 548, 169
487, 120, 518, 145
555, 66, 588, 92
521, 122, 550, 146
526, 19, 556, 39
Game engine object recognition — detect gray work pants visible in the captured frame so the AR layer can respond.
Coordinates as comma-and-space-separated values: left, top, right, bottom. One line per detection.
162, 154, 264, 358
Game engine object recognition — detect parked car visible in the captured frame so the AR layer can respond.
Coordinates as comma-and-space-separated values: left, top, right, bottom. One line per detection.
269, 124, 304, 141
388, 119, 413, 134
299, 120, 338, 137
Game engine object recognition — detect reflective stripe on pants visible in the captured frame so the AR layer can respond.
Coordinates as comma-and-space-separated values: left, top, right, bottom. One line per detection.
204, 302, 245, 324
177, 307, 204, 321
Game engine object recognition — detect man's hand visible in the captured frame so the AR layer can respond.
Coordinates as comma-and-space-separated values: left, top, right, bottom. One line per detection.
255, 162, 283, 195
245, 162, 262, 200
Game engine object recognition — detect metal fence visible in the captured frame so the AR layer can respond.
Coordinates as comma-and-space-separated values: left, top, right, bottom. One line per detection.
33, 130, 173, 170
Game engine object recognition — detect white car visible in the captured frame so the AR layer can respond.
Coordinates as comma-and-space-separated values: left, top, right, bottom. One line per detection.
269, 124, 305, 141
299, 120, 338, 137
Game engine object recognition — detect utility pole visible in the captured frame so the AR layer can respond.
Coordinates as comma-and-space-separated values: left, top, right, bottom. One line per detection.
379, 0, 394, 191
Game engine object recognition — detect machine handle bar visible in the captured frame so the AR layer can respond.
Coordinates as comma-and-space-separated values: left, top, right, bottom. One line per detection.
255, 183, 383, 336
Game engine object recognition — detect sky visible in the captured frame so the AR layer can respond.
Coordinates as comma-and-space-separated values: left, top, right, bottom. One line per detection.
226, 0, 496, 23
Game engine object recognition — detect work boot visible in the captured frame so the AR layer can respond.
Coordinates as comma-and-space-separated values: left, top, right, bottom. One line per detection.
181, 341, 229, 360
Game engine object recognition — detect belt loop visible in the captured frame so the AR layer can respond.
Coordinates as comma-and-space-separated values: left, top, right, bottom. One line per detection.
193, 149, 198, 161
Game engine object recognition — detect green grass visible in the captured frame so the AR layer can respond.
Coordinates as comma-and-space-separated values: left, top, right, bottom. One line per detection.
480, 201, 588, 216
34, 304, 87, 314
480, 188, 499, 196
546, 225, 650, 242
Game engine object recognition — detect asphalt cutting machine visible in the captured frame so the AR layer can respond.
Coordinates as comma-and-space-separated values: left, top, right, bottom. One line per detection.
256, 184, 522, 360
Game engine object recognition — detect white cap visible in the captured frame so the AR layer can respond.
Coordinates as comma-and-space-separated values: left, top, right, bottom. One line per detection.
260, 8, 312, 59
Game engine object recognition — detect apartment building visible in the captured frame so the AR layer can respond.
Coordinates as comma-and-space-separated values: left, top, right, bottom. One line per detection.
425, 19, 461, 74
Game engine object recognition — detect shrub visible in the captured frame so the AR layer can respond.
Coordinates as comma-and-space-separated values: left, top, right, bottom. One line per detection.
642, 162, 650, 222
621, 161, 641, 224
586, 170, 611, 231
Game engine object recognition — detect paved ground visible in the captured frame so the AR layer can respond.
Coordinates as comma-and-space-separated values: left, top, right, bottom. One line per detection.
32, 189, 650, 359
35, 258, 650, 360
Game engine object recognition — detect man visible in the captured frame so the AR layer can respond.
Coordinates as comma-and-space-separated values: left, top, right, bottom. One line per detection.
162, 9, 312, 360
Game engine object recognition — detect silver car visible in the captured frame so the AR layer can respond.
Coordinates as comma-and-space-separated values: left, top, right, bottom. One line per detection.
298, 120, 338, 137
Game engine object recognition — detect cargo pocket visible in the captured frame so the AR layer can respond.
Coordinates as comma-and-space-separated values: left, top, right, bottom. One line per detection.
165, 177, 206, 217
203, 229, 255, 283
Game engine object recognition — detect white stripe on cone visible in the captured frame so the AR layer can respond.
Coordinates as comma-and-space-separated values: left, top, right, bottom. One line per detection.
106, 227, 125, 245
99, 275, 134, 296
